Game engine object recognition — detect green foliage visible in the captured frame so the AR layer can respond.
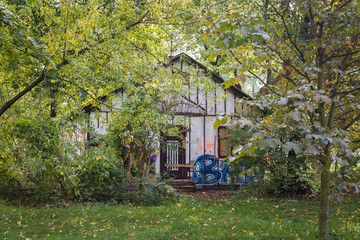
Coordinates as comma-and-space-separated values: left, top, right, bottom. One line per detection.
263, 156, 319, 196
0, 116, 128, 203
124, 177, 177, 205
224, 124, 319, 195
199, 1, 360, 237
0, 112, 176, 204
107, 78, 186, 177
73, 147, 125, 202
0, 116, 75, 202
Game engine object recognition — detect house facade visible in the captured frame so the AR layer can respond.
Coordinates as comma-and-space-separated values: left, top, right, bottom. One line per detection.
84, 53, 251, 179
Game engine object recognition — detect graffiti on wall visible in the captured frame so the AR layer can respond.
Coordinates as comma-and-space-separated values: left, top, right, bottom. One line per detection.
118, 143, 158, 179
197, 137, 218, 157
191, 154, 258, 185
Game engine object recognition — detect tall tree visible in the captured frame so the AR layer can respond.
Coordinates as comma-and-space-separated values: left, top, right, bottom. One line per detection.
199, 0, 360, 239
0, 0, 198, 197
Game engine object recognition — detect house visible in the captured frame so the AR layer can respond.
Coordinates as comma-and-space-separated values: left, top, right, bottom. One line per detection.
83, 53, 252, 180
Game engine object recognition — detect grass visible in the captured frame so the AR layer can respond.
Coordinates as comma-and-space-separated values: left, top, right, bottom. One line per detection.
0, 194, 359, 239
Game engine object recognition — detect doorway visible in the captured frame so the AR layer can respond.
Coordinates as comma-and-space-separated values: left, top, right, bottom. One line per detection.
160, 135, 187, 178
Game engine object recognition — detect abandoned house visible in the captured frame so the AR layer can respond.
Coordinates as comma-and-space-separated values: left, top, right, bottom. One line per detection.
81, 52, 253, 184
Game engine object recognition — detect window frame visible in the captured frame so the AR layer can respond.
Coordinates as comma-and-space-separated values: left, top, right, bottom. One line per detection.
218, 126, 231, 158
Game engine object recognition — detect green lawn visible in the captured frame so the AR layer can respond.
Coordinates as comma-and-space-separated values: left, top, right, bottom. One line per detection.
1, 194, 359, 239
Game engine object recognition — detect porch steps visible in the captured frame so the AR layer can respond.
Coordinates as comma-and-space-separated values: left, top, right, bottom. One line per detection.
169, 179, 196, 192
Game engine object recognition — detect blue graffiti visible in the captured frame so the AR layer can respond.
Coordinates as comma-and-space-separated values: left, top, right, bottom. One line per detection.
191, 154, 258, 185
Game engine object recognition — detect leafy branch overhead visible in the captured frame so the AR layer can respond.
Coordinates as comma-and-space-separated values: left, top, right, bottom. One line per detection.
0, 1, 173, 119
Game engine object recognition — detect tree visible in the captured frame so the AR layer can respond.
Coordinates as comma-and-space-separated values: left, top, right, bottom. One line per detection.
0, 0, 199, 200
106, 65, 188, 179
198, 0, 360, 239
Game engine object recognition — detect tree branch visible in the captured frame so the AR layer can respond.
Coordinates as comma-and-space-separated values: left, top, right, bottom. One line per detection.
126, 11, 149, 30
0, 12, 146, 119
268, 0, 305, 62
0, 70, 46, 118
343, 113, 360, 130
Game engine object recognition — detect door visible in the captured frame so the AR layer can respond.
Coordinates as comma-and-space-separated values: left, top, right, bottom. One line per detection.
160, 136, 187, 178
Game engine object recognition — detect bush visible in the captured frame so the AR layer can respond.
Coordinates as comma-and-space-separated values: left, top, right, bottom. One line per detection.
74, 147, 126, 201
0, 117, 174, 205
0, 117, 77, 202
123, 177, 177, 205
0, 117, 129, 203
263, 155, 319, 196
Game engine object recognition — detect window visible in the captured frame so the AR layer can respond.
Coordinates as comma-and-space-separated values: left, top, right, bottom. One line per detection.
218, 127, 231, 158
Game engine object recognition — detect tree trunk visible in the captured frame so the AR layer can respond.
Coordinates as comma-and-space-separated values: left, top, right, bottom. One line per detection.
319, 148, 331, 240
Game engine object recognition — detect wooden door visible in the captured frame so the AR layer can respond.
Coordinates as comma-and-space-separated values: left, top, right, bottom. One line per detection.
160, 136, 186, 178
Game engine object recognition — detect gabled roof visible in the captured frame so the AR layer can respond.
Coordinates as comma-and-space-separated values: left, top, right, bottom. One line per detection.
168, 52, 252, 100
167, 96, 206, 116
83, 52, 251, 114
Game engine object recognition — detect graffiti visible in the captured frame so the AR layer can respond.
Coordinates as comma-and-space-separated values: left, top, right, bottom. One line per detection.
205, 137, 215, 152
197, 137, 217, 156
191, 154, 258, 185
192, 155, 229, 185
119, 143, 158, 179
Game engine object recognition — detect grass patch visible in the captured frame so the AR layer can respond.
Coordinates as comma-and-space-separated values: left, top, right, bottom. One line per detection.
0, 194, 359, 239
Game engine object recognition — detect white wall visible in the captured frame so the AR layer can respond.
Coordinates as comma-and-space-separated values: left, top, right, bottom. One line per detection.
189, 116, 204, 162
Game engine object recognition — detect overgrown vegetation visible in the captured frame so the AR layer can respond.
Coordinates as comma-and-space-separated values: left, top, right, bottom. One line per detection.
0, 115, 176, 205
1, 1, 360, 239
224, 123, 319, 197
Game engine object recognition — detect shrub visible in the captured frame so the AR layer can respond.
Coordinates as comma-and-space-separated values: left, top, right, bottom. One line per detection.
72, 147, 126, 202
123, 177, 177, 205
224, 124, 319, 197
0, 117, 77, 202
263, 155, 319, 196
0, 117, 174, 205
0, 117, 128, 203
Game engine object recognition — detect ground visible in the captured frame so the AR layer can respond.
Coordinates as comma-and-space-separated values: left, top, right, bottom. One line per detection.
1, 193, 359, 239
180, 190, 236, 201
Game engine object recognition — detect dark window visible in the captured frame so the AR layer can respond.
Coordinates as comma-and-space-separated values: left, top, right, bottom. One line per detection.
218, 127, 231, 158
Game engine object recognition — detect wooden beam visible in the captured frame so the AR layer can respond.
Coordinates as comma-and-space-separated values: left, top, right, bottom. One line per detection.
166, 161, 194, 168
